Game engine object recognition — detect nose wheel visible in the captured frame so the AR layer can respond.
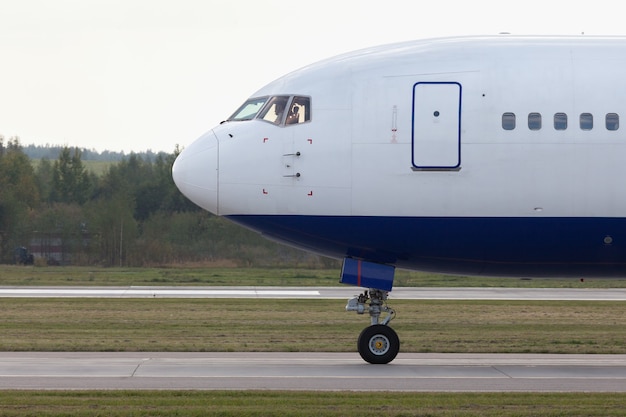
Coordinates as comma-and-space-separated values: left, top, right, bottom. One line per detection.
358, 324, 400, 364
346, 289, 399, 364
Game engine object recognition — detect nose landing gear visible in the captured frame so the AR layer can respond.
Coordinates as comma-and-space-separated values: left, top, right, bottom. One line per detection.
346, 289, 399, 364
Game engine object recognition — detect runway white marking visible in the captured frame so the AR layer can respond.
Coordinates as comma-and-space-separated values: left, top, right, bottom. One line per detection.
0, 288, 320, 298
0, 286, 625, 300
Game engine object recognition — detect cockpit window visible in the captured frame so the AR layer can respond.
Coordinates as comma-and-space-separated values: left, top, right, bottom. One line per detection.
227, 97, 268, 121
257, 96, 290, 124
286, 96, 311, 125
227, 95, 312, 126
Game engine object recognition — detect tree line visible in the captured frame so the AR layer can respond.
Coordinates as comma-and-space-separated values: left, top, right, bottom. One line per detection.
22, 143, 166, 162
0, 136, 331, 267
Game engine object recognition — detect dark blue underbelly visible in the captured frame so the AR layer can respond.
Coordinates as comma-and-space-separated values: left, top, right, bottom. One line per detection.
227, 215, 626, 278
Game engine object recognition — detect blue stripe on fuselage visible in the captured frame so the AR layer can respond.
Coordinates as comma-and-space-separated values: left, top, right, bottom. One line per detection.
226, 215, 626, 278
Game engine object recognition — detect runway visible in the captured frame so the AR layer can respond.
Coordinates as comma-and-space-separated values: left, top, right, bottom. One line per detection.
1, 286, 625, 300
1, 287, 624, 392
1, 352, 625, 392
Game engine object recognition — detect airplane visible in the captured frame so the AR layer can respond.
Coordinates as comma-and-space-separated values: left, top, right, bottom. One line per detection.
172, 35, 626, 364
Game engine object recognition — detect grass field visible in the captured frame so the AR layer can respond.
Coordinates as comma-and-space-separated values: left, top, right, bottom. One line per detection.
4, 264, 626, 287
1, 298, 624, 353
1, 391, 625, 416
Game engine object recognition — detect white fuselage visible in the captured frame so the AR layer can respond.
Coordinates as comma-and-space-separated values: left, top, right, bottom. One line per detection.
173, 36, 626, 277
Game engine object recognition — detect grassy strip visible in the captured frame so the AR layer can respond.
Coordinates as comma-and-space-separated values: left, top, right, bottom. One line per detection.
4, 265, 626, 287
1, 299, 625, 353
0, 391, 625, 416
1, 265, 341, 286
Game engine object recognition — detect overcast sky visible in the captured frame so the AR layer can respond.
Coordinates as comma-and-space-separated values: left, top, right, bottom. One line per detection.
1, 0, 624, 153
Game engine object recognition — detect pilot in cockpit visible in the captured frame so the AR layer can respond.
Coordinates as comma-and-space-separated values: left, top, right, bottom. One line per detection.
286, 105, 300, 124
272, 97, 288, 124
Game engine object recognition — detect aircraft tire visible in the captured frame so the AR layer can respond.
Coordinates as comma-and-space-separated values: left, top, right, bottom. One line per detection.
357, 324, 399, 364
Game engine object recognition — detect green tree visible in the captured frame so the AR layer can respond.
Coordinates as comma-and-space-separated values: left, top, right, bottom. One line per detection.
85, 193, 137, 266
0, 137, 40, 262
0, 137, 39, 208
154, 147, 199, 213
35, 158, 54, 204
97, 149, 197, 222
51, 147, 93, 205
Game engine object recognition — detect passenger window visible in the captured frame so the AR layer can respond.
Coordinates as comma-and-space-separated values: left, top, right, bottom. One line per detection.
580, 113, 593, 130
606, 113, 619, 131
554, 113, 567, 130
528, 113, 542, 130
502, 112, 516, 130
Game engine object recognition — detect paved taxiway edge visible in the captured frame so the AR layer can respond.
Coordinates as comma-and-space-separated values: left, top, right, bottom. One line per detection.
1, 352, 625, 392
0, 286, 625, 300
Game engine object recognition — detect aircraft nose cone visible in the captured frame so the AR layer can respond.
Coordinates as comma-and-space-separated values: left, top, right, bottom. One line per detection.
172, 130, 219, 214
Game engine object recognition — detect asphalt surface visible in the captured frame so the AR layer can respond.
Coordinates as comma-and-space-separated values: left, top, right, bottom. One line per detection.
1, 352, 625, 391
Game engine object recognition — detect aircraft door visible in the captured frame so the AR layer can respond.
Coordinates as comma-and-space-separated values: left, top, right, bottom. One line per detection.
412, 82, 461, 169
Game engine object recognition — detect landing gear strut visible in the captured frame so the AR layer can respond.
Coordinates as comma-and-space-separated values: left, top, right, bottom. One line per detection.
346, 289, 399, 364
